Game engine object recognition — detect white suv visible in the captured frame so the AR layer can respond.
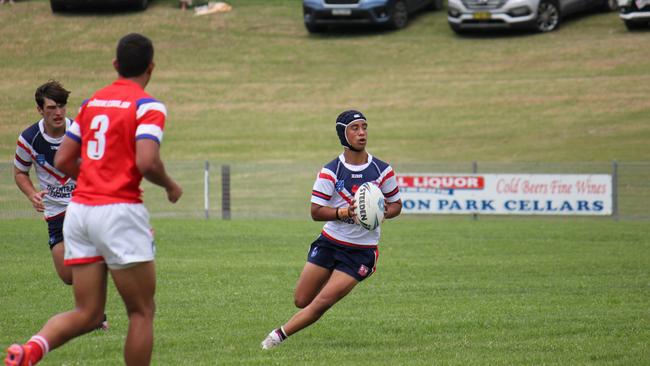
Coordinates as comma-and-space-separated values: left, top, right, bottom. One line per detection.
447, 0, 617, 33
618, 0, 650, 29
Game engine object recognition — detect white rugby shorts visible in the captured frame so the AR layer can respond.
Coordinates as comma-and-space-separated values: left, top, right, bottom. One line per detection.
63, 202, 155, 269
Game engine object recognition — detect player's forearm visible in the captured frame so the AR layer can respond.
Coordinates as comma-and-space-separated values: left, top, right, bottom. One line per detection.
56, 159, 79, 179
384, 201, 402, 220
141, 158, 176, 190
311, 204, 333, 221
135, 139, 176, 190
14, 171, 38, 199
54, 137, 81, 179
311, 204, 353, 222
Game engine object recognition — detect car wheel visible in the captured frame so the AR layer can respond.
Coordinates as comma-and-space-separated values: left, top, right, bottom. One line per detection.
50, 0, 65, 12
535, 0, 560, 32
305, 23, 326, 34
428, 0, 444, 11
449, 23, 464, 34
133, 0, 148, 11
601, 0, 618, 11
388, 0, 409, 29
624, 20, 645, 30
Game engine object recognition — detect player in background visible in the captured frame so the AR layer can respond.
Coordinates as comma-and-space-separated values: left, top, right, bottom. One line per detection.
14, 81, 109, 332
14, 81, 76, 285
261, 110, 402, 349
4, 33, 182, 366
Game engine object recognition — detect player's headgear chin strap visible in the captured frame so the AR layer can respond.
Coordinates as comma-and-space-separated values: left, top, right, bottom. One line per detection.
336, 110, 366, 152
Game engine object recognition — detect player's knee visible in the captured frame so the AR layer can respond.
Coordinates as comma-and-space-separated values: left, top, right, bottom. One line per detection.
126, 301, 156, 319
78, 308, 105, 330
59, 270, 73, 285
294, 296, 310, 309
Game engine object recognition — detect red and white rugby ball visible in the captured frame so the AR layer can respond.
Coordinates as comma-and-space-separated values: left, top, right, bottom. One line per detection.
354, 182, 385, 231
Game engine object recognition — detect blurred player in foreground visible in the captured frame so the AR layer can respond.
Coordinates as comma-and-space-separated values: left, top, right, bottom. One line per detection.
261, 110, 402, 349
5, 33, 182, 366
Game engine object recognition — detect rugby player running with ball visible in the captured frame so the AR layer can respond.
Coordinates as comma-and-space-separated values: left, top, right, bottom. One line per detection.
261, 110, 402, 349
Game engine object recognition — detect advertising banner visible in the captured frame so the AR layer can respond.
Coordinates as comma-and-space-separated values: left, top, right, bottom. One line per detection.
398, 174, 612, 215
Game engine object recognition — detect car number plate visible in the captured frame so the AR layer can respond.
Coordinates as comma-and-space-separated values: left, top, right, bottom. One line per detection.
332, 9, 352, 16
472, 12, 492, 20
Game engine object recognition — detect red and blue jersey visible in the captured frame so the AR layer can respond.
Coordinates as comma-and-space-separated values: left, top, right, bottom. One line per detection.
67, 79, 166, 205
311, 153, 401, 248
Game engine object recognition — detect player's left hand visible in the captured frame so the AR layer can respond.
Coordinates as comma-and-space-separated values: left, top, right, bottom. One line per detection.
30, 190, 46, 212
166, 181, 183, 203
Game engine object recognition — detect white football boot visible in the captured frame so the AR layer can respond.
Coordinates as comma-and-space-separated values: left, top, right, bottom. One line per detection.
261, 330, 283, 350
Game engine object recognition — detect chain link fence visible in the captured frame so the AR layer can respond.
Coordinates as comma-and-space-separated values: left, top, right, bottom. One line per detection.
1, 161, 648, 220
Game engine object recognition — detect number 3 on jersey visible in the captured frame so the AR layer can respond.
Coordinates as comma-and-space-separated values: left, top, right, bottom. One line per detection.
87, 115, 109, 160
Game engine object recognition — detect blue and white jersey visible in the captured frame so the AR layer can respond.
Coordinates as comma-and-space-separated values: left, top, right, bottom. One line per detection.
311, 153, 401, 248
14, 118, 76, 220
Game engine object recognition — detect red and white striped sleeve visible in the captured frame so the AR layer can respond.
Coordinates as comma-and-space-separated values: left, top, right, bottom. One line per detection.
14, 135, 33, 172
378, 166, 401, 203
311, 167, 336, 206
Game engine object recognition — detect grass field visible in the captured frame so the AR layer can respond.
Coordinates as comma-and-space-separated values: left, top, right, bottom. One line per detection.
1, 218, 649, 365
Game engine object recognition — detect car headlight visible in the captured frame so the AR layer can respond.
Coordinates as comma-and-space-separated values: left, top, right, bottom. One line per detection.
448, 7, 461, 17
507, 6, 531, 16
374, 6, 388, 18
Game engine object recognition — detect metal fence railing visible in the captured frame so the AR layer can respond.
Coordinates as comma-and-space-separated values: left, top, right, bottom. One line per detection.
1, 161, 648, 220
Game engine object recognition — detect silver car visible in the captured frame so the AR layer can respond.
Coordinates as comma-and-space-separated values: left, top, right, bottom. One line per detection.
447, 0, 617, 32
618, 0, 650, 29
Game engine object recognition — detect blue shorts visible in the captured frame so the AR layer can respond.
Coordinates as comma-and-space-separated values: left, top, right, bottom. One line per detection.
47, 214, 65, 250
307, 236, 379, 282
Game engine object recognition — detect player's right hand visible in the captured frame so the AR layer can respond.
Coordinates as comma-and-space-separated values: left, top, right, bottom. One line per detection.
166, 182, 183, 203
348, 199, 358, 223
30, 190, 46, 212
